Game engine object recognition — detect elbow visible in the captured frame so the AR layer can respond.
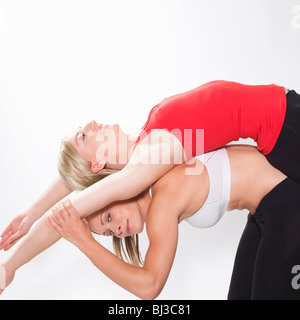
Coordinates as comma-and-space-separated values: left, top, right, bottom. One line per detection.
133, 269, 165, 300
138, 280, 163, 300
139, 289, 156, 301
139, 288, 160, 301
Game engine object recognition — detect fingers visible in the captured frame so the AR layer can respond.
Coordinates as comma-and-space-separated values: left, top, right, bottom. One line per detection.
51, 206, 65, 225
63, 199, 80, 218
48, 199, 74, 234
0, 227, 13, 245
48, 215, 63, 234
57, 200, 80, 222
0, 225, 12, 238
2, 231, 21, 247
0, 232, 23, 251
0, 229, 21, 250
2, 238, 21, 251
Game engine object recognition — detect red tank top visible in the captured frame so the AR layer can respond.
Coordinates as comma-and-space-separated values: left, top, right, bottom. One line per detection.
134, 80, 286, 160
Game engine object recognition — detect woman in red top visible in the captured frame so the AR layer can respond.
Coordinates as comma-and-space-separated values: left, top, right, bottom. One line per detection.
0, 80, 298, 250
134, 80, 287, 158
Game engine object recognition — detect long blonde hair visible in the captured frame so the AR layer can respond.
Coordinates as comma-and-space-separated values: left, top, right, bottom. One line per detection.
57, 138, 143, 266
57, 138, 118, 191
113, 234, 143, 266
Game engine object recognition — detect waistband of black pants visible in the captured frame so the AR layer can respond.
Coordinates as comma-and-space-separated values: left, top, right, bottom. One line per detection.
253, 178, 290, 217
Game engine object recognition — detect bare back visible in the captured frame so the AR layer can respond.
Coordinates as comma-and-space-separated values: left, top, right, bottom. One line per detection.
152, 145, 287, 223
226, 145, 287, 214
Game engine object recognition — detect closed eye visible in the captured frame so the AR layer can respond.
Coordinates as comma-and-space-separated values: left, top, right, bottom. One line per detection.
78, 132, 86, 142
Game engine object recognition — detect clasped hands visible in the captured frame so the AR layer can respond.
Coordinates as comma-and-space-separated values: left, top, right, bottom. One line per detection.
48, 199, 94, 248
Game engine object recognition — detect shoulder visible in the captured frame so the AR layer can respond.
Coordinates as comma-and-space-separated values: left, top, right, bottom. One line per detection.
150, 158, 206, 212
146, 166, 187, 224
153, 157, 205, 189
132, 129, 185, 164
151, 163, 186, 195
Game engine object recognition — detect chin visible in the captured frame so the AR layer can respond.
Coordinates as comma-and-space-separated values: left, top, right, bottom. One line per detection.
111, 123, 120, 130
136, 223, 145, 235
114, 124, 125, 136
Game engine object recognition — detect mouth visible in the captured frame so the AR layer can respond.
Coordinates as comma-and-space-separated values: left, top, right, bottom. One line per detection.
96, 123, 105, 135
126, 219, 131, 234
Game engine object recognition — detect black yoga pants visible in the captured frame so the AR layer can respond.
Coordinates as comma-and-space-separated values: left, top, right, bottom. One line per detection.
228, 178, 300, 300
266, 89, 300, 183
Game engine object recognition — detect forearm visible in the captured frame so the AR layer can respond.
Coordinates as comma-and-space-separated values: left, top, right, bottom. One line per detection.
28, 176, 73, 221
77, 238, 155, 300
71, 168, 132, 217
71, 163, 174, 218
3, 211, 61, 272
58, 133, 181, 219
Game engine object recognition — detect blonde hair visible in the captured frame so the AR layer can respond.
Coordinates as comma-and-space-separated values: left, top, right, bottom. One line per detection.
57, 138, 143, 266
113, 235, 143, 267
57, 138, 118, 191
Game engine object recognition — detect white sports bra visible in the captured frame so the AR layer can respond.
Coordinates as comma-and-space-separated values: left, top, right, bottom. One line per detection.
149, 148, 231, 228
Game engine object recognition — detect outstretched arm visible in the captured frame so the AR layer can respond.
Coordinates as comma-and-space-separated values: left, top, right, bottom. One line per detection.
0, 205, 63, 292
71, 130, 184, 218
0, 176, 73, 251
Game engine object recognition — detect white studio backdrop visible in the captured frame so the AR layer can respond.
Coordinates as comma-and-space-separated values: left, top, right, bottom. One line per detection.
0, 0, 299, 300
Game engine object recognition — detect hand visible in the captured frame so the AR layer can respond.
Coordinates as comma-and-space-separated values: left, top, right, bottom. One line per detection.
0, 212, 35, 251
48, 199, 94, 248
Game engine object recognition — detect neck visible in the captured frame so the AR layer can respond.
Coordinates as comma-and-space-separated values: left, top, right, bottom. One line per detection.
127, 130, 140, 160
106, 130, 140, 170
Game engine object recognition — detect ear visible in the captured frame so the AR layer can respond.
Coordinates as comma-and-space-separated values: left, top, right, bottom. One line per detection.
91, 160, 106, 173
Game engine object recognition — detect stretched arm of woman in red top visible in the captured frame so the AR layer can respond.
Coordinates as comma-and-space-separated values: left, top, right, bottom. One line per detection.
71, 130, 184, 218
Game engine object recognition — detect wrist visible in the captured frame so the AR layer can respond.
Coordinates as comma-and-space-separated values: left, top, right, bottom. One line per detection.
0, 262, 16, 290
75, 234, 97, 253
2, 259, 17, 275
25, 204, 44, 222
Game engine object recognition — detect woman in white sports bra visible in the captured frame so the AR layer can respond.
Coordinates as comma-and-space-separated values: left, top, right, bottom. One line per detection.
1, 145, 299, 300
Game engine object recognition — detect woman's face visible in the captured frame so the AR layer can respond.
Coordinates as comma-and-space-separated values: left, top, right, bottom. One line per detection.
88, 200, 145, 238
68, 120, 123, 172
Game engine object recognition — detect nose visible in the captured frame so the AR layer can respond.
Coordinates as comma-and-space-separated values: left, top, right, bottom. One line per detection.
85, 120, 97, 131
113, 224, 122, 237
